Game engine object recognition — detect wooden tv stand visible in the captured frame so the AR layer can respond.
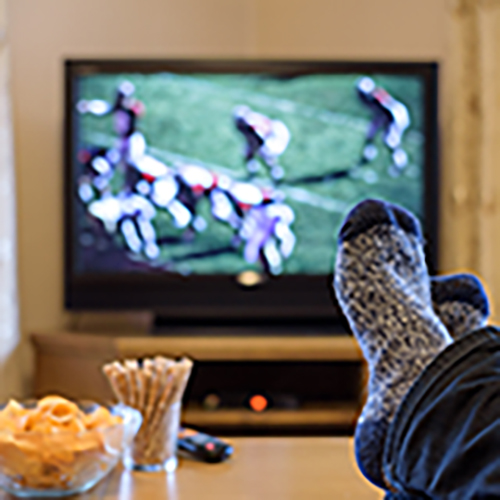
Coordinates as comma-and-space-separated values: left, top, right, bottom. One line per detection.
31, 331, 365, 434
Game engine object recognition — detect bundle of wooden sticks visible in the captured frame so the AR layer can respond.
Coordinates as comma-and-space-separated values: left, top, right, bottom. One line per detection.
102, 356, 193, 465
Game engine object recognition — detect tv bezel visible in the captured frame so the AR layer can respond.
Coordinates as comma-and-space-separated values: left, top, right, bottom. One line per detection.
64, 59, 440, 321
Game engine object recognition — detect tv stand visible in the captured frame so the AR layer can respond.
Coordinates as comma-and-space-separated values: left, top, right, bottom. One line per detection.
151, 316, 350, 336
31, 328, 365, 435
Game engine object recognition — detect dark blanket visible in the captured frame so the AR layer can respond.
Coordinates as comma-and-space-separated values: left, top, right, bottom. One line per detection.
382, 326, 500, 499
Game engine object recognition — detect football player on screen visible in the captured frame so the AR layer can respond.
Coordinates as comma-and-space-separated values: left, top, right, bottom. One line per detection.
76, 147, 117, 205
209, 176, 296, 275
77, 82, 197, 247
77, 84, 296, 273
238, 199, 296, 276
356, 77, 411, 177
77, 82, 166, 260
233, 105, 291, 183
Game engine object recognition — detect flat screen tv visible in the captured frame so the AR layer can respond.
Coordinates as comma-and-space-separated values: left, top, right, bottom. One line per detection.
64, 59, 439, 324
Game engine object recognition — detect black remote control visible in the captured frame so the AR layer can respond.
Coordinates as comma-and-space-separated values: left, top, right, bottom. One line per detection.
177, 427, 233, 463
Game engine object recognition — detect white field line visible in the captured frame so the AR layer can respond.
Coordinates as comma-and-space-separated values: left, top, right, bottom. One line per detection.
157, 72, 424, 146
83, 132, 348, 214
279, 186, 348, 213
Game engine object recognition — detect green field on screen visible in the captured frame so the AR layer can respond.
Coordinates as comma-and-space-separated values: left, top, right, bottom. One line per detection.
76, 72, 425, 275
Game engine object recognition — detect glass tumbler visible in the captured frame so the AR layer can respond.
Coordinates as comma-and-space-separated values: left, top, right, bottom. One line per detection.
123, 401, 181, 473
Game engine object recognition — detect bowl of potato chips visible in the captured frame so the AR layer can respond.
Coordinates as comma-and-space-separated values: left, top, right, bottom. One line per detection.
0, 396, 142, 497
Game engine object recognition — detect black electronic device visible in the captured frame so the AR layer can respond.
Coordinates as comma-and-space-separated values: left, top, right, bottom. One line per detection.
177, 427, 233, 463
64, 59, 439, 324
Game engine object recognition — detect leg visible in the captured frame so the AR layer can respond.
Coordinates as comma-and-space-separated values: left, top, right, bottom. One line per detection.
120, 218, 142, 254
246, 158, 260, 178
166, 199, 192, 229
333, 199, 452, 489
387, 147, 408, 178
137, 217, 160, 260
260, 153, 285, 183
262, 238, 282, 275
384, 124, 408, 177
245, 137, 263, 179
359, 114, 387, 166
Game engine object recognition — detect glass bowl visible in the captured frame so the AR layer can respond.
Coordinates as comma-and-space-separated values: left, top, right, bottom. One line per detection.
0, 400, 142, 498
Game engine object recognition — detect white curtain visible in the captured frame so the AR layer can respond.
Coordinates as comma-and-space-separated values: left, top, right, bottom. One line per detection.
0, 0, 20, 399
443, 0, 500, 321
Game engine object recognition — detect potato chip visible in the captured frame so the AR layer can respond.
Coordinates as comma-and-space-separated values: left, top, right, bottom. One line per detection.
0, 396, 124, 492
83, 406, 121, 430
37, 396, 81, 418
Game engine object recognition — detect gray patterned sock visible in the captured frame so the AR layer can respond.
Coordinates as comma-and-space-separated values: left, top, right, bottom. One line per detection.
386, 202, 434, 303
430, 274, 490, 340
333, 199, 452, 489
386, 203, 490, 339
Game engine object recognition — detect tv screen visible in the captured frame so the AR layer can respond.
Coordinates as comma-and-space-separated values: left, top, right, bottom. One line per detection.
65, 60, 439, 320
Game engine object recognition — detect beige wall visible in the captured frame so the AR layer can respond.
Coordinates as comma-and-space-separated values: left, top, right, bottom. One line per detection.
9, 0, 447, 393
254, 0, 446, 59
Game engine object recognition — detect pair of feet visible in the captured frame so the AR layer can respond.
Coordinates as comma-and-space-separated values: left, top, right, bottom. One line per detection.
333, 199, 490, 490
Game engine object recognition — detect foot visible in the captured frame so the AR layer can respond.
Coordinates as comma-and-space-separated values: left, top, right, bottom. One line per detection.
386, 202, 433, 304
388, 149, 408, 177
392, 148, 408, 169
391, 202, 490, 339
333, 199, 452, 489
270, 165, 285, 182
430, 273, 490, 340
363, 144, 378, 162
247, 159, 260, 175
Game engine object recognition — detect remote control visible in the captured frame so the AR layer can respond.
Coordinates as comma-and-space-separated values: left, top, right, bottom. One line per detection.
177, 427, 233, 463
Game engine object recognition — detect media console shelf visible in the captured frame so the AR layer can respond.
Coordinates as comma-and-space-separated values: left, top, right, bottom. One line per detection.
31, 332, 365, 435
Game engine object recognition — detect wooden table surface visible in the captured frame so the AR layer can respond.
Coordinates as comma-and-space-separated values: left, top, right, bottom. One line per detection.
0, 438, 384, 499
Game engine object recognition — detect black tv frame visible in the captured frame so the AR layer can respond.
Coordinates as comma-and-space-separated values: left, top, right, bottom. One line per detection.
64, 59, 440, 323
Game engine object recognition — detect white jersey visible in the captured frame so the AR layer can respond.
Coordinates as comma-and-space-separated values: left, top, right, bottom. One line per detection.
259, 119, 291, 158
371, 88, 410, 145
209, 177, 265, 228
239, 202, 296, 274
178, 164, 216, 194
236, 106, 291, 158
228, 181, 264, 210
127, 132, 171, 181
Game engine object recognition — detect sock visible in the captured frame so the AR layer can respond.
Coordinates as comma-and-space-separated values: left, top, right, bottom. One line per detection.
385, 202, 432, 305
333, 199, 452, 489
430, 274, 490, 340
385, 203, 490, 339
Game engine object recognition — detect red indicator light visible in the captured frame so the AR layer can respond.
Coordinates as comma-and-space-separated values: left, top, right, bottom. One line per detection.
205, 442, 215, 451
249, 395, 268, 412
